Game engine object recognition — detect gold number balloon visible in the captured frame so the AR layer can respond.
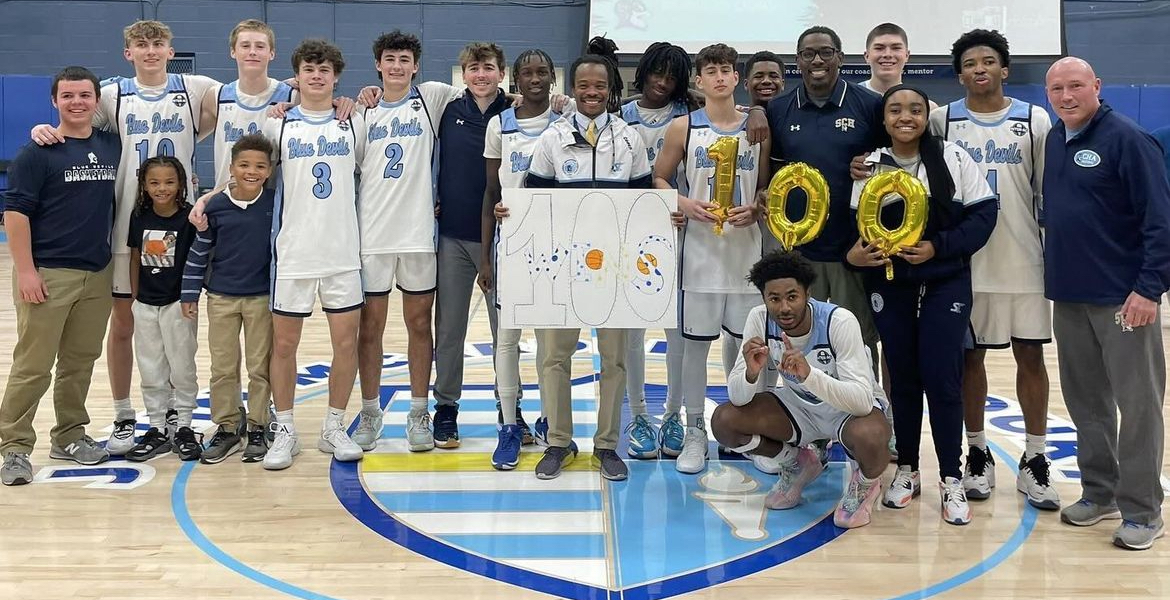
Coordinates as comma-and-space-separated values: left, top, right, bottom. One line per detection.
856, 169, 929, 280
705, 136, 739, 235
765, 162, 830, 250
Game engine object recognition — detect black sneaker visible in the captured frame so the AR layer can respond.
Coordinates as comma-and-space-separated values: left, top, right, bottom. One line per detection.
201, 427, 243, 464
125, 427, 172, 462
516, 406, 534, 446
592, 448, 628, 481
242, 428, 268, 463
535, 444, 578, 480
266, 403, 278, 444
433, 404, 460, 449
173, 427, 204, 461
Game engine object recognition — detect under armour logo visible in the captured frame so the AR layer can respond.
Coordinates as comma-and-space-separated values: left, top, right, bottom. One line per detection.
954, 122, 968, 130
456, 119, 465, 125
789, 124, 801, 131
951, 302, 966, 313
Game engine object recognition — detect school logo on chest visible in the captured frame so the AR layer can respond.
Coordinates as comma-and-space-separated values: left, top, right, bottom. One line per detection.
1074, 149, 1101, 168
835, 117, 855, 133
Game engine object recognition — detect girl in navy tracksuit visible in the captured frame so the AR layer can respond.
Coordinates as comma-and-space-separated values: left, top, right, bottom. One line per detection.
847, 85, 996, 526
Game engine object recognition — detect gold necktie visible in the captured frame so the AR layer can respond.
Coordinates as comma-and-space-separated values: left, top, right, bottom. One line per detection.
585, 120, 598, 146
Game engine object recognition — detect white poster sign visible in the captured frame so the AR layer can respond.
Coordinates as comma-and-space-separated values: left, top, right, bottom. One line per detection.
497, 188, 678, 329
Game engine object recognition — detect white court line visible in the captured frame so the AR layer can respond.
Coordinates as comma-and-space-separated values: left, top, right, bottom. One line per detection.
507, 559, 609, 588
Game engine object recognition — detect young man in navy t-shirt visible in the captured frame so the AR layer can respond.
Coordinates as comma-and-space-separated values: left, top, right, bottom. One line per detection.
0, 67, 121, 485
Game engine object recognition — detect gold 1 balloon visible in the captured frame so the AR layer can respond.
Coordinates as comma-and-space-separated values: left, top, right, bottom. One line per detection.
766, 162, 829, 250
705, 136, 740, 235
856, 169, 929, 280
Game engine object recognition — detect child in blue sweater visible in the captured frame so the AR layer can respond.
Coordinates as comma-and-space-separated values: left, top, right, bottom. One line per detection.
181, 134, 276, 464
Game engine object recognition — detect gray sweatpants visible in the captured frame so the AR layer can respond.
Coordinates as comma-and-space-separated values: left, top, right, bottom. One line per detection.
1053, 301, 1166, 525
434, 235, 499, 408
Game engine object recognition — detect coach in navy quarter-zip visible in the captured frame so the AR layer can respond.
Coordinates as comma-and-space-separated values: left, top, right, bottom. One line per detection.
1042, 57, 1170, 551
522, 54, 651, 483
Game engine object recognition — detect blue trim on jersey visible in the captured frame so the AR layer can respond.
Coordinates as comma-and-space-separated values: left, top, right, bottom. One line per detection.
287, 106, 337, 126
687, 108, 748, 136
218, 80, 295, 112
119, 73, 187, 102
765, 299, 837, 358
500, 107, 561, 137
946, 98, 1032, 128
378, 86, 421, 109
621, 100, 689, 129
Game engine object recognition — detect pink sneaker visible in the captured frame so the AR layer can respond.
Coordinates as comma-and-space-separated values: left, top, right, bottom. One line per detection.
834, 468, 882, 528
765, 447, 825, 509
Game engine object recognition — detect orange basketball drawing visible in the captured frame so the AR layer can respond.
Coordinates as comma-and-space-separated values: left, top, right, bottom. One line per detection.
636, 252, 658, 275
585, 248, 604, 270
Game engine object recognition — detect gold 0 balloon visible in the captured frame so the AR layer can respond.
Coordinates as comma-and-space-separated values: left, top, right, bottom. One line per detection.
705, 136, 740, 235
856, 169, 929, 280
765, 162, 830, 251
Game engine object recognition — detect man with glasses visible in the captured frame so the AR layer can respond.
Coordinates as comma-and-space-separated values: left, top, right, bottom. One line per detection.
747, 26, 885, 375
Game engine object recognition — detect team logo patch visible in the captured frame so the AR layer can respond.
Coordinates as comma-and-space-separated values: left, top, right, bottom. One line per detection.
337, 120, 350, 132
835, 117, 855, 133
172, 95, 187, 108
411, 99, 422, 111
1010, 122, 1029, 137
870, 292, 884, 313
563, 158, 579, 175
816, 349, 832, 365
1074, 149, 1101, 168
334, 375, 848, 600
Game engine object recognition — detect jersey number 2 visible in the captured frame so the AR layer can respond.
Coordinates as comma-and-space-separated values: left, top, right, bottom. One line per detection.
384, 143, 404, 179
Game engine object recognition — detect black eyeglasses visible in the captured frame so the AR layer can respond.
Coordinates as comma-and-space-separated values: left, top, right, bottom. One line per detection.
797, 47, 839, 62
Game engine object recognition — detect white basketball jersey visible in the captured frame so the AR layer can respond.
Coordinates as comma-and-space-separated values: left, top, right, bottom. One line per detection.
680, 109, 762, 294
357, 86, 443, 254
111, 74, 199, 255
269, 107, 365, 279
496, 107, 559, 189
932, 98, 1050, 293
213, 79, 295, 186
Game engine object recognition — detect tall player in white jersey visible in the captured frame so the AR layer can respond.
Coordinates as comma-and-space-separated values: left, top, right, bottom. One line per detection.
349, 31, 461, 455
654, 44, 770, 474
30, 20, 218, 456
260, 40, 369, 471
203, 20, 295, 187
619, 42, 694, 462
930, 29, 1059, 510
478, 49, 560, 470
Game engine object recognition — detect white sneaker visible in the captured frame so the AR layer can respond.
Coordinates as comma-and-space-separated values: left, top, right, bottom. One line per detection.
263, 424, 301, 471
883, 465, 921, 509
1017, 453, 1060, 510
749, 452, 782, 474
962, 446, 995, 500
351, 409, 384, 451
675, 427, 709, 474
319, 426, 364, 461
407, 408, 435, 452
940, 476, 972, 525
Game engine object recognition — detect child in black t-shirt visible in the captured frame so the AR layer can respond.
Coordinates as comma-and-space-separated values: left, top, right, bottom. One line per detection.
125, 156, 201, 462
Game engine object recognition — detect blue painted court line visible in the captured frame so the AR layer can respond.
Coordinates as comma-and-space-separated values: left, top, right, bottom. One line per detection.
374, 490, 602, 513
439, 533, 606, 560
380, 423, 597, 439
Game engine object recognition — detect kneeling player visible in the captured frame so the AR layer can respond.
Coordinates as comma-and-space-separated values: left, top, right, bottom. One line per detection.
711, 251, 890, 529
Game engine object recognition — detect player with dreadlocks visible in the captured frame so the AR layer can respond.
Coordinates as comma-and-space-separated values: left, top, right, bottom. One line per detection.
619, 41, 694, 461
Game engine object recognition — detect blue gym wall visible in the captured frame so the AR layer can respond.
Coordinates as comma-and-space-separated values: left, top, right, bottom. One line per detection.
0, 0, 1168, 187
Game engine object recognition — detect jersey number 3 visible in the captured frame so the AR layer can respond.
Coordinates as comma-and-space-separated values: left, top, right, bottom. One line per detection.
312, 162, 332, 199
